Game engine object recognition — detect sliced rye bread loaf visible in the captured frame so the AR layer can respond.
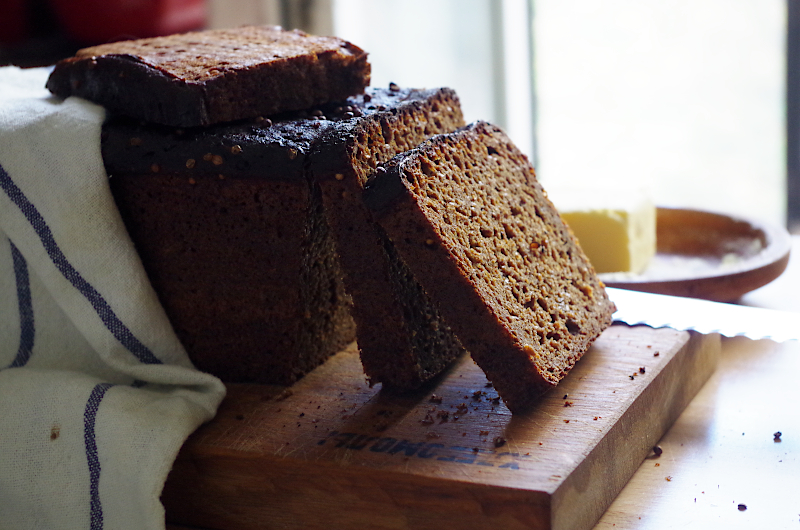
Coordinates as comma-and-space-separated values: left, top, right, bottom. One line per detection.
310, 85, 469, 390
102, 107, 356, 385
47, 25, 370, 128
364, 121, 616, 411
102, 86, 466, 387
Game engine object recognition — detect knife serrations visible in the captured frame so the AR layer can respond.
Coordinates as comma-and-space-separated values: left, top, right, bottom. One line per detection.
607, 287, 799, 343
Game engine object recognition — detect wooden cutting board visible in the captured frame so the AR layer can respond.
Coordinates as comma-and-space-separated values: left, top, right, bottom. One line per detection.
162, 325, 719, 530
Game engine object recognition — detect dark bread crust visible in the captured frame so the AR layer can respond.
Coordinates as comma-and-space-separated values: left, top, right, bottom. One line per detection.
47, 26, 370, 127
310, 86, 469, 389
365, 121, 615, 411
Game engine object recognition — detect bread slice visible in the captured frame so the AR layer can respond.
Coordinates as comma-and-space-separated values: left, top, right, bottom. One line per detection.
310, 86, 469, 390
47, 25, 370, 127
364, 121, 616, 411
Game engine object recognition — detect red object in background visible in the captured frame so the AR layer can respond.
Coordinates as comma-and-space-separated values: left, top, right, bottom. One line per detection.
49, 0, 207, 45
0, 0, 30, 45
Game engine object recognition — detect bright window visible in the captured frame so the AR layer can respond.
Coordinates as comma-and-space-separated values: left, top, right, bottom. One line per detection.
534, 1, 786, 226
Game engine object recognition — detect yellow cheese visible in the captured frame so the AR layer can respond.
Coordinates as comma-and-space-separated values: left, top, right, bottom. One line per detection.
549, 188, 656, 274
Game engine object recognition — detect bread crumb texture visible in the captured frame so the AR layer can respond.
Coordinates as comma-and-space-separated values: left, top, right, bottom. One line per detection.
348, 93, 461, 187
368, 121, 614, 411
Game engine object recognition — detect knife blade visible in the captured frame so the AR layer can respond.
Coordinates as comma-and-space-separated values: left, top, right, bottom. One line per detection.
607, 287, 799, 342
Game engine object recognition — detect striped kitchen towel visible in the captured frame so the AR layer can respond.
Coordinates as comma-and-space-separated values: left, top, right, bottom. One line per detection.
0, 66, 225, 529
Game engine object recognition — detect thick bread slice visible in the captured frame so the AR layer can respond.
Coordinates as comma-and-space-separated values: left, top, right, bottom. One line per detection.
310, 86, 468, 390
47, 25, 370, 127
364, 121, 615, 412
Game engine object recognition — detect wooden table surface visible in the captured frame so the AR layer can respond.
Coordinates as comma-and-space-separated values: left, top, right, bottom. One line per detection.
594, 236, 800, 529
167, 237, 800, 530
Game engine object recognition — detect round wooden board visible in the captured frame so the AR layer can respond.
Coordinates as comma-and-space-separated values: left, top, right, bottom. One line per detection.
600, 207, 792, 302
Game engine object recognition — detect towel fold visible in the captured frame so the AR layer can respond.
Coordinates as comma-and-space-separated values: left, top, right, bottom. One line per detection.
0, 66, 225, 530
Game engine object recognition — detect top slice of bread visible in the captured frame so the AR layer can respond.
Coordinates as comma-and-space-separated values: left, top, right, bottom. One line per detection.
46, 25, 371, 127
364, 121, 616, 412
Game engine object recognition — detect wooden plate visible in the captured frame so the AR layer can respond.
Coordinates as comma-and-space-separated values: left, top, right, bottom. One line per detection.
599, 207, 792, 302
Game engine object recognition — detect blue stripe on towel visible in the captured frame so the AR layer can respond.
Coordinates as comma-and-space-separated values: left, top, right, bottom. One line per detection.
8, 239, 34, 368
0, 163, 161, 365
84, 382, 114, 530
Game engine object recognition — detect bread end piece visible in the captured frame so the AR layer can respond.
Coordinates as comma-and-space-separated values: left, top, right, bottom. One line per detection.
46, 25, 371, 127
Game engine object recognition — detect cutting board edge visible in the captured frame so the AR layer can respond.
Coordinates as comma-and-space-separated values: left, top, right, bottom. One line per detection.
164, 450, 554, 530
550, 330, 721, 530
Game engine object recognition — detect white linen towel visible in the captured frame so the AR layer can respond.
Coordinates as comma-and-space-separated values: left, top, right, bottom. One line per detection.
0, 66, 226, 530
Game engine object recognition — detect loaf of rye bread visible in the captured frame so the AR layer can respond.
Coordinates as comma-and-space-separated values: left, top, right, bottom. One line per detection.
310, 85, 469, 390
364, 121, 616, 411
102, 86, 466, 386
47, 25, 370, 127
102, 109, 355, 385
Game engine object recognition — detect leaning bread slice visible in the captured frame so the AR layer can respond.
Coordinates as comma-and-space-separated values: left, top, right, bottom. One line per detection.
46, 25, 370, 127
364, 121, 615, 412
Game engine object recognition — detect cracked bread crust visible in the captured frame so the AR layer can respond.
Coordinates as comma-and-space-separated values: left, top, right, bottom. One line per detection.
310, 86, 469, 390
364, 121, 615, 411
47, 25, 370, 127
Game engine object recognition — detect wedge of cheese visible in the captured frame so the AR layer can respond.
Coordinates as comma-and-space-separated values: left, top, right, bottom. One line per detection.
550, 188, 656, 274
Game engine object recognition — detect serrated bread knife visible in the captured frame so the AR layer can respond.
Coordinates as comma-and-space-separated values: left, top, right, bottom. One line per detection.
607, 287, 799, 342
